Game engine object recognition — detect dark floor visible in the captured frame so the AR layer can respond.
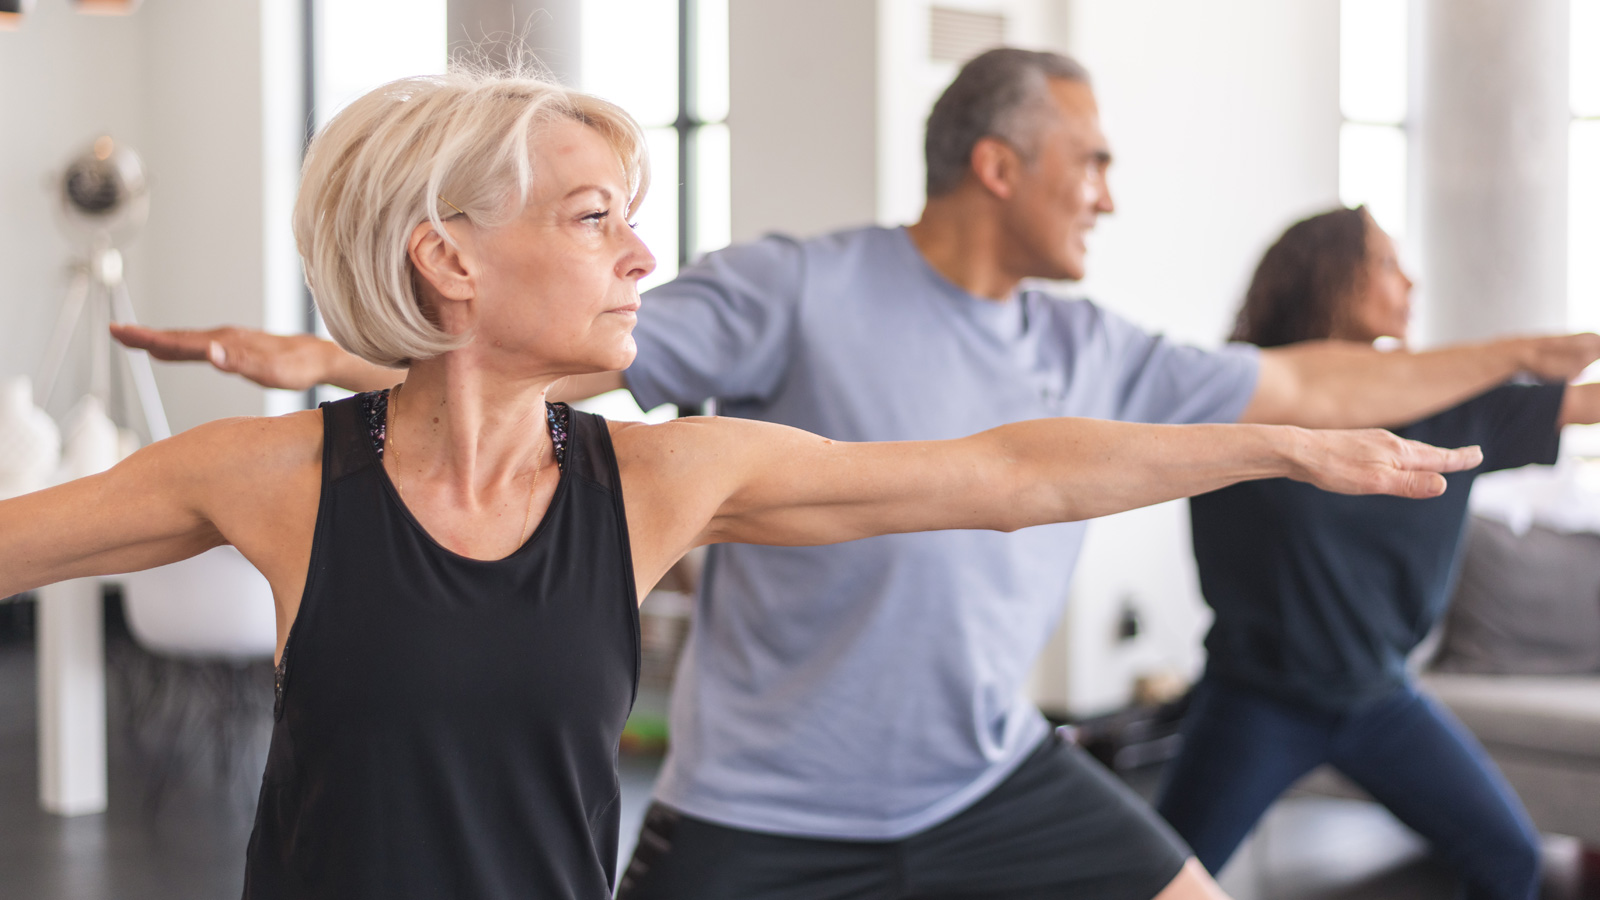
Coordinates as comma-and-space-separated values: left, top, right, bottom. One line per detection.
0, 621, 658, 900
0, 625, 1589, 899
0, 633, 263, 899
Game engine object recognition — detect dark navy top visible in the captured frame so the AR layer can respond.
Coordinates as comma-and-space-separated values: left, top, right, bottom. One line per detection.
244, 391, 639, 899
1190, 382, 1565, 711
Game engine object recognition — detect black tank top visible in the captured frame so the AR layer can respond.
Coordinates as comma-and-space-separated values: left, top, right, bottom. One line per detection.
244, 391, 639, 899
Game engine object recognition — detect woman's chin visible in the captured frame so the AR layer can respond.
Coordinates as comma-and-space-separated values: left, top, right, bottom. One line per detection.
610, 338, 637, 370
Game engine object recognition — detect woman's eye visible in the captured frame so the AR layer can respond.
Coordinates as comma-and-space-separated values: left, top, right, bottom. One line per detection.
627, 221, 639, 230
582, 210, 609, 226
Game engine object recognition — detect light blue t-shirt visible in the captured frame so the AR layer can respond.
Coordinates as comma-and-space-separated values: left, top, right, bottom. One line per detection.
626, 226, 1260, 840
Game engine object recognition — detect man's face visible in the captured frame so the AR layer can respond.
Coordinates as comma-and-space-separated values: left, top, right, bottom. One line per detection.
999, 79, 1114, 282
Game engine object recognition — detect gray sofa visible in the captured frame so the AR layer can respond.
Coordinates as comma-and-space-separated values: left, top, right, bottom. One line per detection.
1422, 672, 1600, 844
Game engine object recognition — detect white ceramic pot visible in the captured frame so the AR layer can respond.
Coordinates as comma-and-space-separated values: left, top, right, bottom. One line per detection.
0, 376, 61, 499
59, 395, 122, 480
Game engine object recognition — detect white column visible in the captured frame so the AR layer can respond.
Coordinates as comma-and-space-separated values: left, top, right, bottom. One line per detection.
36, 579, 107, 816
1414, 0, 1570, 343
447, 0, 582, 85
36, 398, 121, 816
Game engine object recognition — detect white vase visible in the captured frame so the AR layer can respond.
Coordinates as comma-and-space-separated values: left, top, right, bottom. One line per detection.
59, 395, 121, 480
0, 376, 62, 499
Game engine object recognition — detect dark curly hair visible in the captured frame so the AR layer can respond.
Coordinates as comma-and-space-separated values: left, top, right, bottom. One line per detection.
1230, 206, 1374, 347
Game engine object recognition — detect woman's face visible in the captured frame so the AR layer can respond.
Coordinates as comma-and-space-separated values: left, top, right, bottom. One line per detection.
1334, 222, 1414, 344
444, 118, 656, 377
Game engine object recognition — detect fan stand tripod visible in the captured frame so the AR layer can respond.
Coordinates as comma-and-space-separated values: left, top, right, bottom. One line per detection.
35, 241, 171, 444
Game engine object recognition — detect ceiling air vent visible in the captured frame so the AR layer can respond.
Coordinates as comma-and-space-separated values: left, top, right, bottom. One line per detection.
929, 6, 1007, 64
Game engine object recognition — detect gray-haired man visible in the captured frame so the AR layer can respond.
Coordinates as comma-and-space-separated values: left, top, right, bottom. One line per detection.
117, 49, 1599, 900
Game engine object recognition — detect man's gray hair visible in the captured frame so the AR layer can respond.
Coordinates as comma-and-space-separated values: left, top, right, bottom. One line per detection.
924, 48, 1090, 197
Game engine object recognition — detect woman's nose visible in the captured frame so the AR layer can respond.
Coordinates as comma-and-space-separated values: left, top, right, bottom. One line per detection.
620, 227, 656, 281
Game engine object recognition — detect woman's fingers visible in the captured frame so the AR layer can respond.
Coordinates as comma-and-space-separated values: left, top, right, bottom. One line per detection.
1388, 469, 1448, 500
1295, 430, 1481, 498
1398, 438, 1482, 474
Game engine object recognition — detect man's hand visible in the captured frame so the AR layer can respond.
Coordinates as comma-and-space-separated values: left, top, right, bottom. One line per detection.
110, 323, 401, 393
1513, 333, 1600, 382
1286, 427, 1482, 499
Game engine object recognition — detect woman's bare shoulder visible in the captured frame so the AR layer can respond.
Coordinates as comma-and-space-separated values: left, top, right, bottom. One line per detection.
605, 415, 731, 464
181, 407, 321, 454
145, 409, 324, 489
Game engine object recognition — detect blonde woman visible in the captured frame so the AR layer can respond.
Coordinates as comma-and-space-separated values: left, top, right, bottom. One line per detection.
6, 72, 1477, 899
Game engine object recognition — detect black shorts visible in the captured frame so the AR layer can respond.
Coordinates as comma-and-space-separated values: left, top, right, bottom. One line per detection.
616, 731, 1190, 900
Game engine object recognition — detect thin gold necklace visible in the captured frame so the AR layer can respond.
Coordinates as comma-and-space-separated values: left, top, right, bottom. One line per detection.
388, 382, 547, 549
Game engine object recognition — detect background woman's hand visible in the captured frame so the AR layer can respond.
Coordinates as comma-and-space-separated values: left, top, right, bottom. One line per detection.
1285, 427, 1482, 499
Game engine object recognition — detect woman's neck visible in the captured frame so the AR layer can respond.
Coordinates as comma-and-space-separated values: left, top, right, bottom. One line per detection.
389, 356, 557, 495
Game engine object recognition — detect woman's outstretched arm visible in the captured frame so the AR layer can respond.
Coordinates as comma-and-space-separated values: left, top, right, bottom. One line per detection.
1560, 382, 1600, 425
614, 416, 1482, 587
0, 413, 320, 601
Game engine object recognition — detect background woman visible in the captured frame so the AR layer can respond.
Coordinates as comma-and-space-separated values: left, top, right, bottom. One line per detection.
0, 78, 1477, 900
1157, 206, 1600, 899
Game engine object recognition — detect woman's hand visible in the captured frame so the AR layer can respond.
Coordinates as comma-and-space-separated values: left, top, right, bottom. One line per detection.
1281, 427, 1481, 498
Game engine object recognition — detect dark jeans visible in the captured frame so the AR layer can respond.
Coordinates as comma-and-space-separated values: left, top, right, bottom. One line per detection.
1155, 678, 1540, 900
617, 731, 1189, 900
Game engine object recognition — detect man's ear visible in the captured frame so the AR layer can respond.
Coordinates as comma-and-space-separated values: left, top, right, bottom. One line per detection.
969, 136, 1020, 200
408, 220, 474, 303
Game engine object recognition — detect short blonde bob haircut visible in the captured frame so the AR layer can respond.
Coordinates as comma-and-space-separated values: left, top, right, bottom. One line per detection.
294, 68, 650, 367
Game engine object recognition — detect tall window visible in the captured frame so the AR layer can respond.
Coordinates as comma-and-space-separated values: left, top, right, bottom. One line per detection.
1338, 0, 1408, 239
1340, 1, 1600, 330
573, 0, 729, 422
581, 0, 731, 292
1571, 0, 1600, 331
311, 0, 448, 132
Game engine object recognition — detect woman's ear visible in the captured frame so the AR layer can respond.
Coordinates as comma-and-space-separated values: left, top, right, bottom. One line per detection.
408, 219, 474, 303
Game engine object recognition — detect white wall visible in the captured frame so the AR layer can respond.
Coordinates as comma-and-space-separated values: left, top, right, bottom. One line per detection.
1062, 0, 1343, 345
138, 0, 295, 434
1035, 0, 1344, 716
728, 0, 881, 242
0, 5, 147, 418
0, 2, 298, 436
729, 0, 1054, 240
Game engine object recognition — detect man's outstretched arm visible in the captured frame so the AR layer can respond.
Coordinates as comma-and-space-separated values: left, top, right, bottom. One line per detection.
110, 323, 395, 392
117, 323, 1600, 427
109, 323, 626, 401
1243, 335, 1600, 429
